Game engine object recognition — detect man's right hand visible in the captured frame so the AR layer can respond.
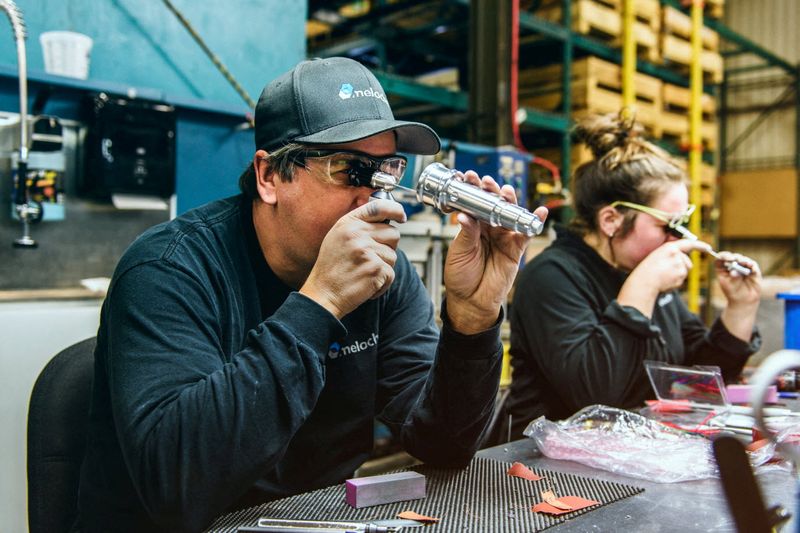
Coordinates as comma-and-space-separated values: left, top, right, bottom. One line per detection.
300, 199, 406, 319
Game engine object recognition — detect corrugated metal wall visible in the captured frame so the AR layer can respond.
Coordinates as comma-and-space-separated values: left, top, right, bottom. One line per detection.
723, 0, 799, 170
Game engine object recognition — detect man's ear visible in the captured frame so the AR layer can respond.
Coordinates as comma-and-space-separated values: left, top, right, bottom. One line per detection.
254, 149, 277, 205
597, 205, 622, 238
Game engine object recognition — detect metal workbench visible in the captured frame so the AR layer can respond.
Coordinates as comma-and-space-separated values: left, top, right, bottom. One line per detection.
210, 436, 796, 532
478, 437, 797, 532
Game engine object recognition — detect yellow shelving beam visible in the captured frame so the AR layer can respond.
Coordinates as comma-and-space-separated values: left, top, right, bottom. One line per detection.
687, 0, 703, 313
621, 0, 636, 112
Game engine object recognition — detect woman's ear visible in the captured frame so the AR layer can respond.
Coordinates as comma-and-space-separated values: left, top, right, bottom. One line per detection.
597, 205, 622, 238
254, 149, 277, 205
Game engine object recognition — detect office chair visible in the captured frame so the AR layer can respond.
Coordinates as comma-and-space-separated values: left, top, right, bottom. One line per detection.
27, 337, 96, 533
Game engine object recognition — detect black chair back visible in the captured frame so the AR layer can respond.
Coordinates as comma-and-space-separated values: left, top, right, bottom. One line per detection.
27, 337, 96, 533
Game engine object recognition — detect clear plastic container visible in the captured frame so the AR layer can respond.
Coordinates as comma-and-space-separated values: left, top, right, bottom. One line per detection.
39, 31, 93, 80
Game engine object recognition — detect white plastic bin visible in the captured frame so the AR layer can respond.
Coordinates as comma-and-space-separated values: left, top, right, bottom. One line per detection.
39, 31, 93, 79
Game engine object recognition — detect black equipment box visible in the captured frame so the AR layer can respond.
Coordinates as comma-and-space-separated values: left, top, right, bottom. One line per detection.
81, 92, 176, 199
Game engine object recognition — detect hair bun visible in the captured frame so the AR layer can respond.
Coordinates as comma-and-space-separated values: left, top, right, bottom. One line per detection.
572, 112, 644, 160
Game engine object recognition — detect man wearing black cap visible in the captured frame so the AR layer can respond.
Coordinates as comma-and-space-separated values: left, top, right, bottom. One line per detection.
75, 57, 548, 532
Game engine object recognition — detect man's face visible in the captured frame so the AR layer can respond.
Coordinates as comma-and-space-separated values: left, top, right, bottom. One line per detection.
261, 131, 398, 280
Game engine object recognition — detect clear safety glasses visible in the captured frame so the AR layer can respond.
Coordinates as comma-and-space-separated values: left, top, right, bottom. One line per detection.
294, 149, 407, 188
610, 200, 697, 239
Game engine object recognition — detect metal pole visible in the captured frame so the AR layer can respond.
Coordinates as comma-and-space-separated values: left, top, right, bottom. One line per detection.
469, 0, 510, 145
795, 64, 800, 268
687, 0, 703, 313
621, 0, 635, 112
560, 0, 573, 198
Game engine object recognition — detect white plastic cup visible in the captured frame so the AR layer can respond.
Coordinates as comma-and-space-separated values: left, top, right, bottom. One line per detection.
39, 31, 93, 80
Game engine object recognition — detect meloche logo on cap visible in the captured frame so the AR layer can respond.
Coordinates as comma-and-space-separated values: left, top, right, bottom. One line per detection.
338, 83, 388, 104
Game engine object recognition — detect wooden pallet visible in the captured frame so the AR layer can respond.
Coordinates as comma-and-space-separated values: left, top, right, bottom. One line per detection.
661, 84, 718, 150
306, 20, 331, 40
519, 56, 663, 137
532, 144, 594, 174
705, 0, 725, 19
534, 144, 714, 180
538, 0, 661, 31
660, 6, 723, 83
536, 0, 660, 62
662, 5, 719, 50
415, 67, 460, 91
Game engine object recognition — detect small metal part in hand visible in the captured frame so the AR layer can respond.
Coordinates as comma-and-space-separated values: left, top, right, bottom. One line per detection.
671, 225, 752, 276
706, 249, 752, 277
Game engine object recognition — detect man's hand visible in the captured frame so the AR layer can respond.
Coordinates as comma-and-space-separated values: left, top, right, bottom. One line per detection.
443, 171, 549, 335
300, 199, 406, 319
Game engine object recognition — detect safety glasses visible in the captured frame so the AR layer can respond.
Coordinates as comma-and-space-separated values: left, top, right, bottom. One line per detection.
293, 149, 407, 188
610, 200, 697, 239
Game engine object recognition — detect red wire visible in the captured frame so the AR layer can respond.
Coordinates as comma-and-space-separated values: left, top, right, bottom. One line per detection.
532, 155, 562, 186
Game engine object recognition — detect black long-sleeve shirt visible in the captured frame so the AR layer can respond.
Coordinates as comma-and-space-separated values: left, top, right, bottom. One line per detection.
76, 195, 503, 532
506, 225, 760, 439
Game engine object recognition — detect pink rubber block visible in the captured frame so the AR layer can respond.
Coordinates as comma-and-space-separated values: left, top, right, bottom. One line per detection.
726, 384, 778, 404
345, 471, 426, 509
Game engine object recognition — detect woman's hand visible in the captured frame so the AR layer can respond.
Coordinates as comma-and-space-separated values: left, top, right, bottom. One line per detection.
716, 251, 761, 342
618, 239, 711, 318
715, 251, 762, 308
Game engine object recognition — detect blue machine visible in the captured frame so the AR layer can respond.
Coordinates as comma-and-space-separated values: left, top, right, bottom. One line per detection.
777, 292, 800, 349
396, 140, 533, 219
449, 140, 531, 208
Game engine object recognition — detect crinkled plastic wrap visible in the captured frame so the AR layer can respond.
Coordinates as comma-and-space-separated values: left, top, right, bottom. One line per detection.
523, 405, 784, 483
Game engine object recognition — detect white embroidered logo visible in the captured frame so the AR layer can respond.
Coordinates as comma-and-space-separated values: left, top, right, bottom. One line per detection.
338, 83, 388, 104
328, 332, 379, 359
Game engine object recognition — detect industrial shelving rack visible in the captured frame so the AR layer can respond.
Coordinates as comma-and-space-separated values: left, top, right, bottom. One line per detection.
306, 0, 800, 294
309, 0, 796, 184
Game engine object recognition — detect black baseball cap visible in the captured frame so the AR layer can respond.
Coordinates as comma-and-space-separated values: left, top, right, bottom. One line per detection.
254, 57, 441, 155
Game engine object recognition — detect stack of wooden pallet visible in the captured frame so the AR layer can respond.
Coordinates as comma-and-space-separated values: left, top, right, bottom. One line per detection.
520, 1, 723, 212
705, 0, 725, 20
660, 5, 723, 84
661, 83, 718, 151
519, 56, 664, 137
534, 0, 661, 62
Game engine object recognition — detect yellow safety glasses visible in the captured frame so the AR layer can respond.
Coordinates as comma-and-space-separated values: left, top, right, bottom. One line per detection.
610, 201, 697, 239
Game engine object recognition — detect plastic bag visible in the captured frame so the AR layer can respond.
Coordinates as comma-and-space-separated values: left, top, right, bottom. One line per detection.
523, 405, 785, 483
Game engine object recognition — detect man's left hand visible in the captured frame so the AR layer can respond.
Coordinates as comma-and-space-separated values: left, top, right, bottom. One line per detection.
443, 170, 549, 335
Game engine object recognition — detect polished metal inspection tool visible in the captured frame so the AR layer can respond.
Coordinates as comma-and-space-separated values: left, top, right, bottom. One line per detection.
369, 162, 544, 237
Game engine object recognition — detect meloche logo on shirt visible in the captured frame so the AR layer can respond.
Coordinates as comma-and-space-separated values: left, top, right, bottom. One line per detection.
328, 332, 379, 359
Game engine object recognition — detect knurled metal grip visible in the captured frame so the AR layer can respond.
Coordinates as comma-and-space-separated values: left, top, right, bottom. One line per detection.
416, 162, 544, 236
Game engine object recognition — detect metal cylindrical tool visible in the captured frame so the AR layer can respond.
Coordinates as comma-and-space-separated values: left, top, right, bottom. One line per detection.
255, 518, 399, 533
413, 163, 544, 236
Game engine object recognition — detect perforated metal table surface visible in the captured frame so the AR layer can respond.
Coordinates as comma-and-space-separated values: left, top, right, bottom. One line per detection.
479, 438, 798, 532
208, 438, 798, 533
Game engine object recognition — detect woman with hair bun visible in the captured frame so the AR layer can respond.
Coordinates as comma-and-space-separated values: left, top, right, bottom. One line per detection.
504, 113, 762, 439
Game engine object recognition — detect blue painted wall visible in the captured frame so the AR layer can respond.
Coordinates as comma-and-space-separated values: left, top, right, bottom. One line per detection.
0, 0, 306, 108
0, 1, 307, 291
0, 0, 308, 214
